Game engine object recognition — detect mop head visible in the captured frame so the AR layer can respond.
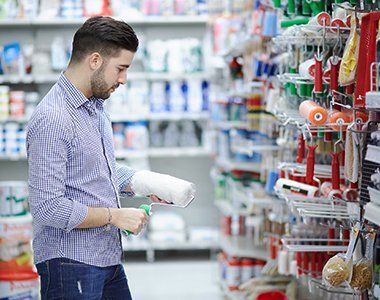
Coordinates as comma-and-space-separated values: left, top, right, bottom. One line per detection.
130, 170, 196, 206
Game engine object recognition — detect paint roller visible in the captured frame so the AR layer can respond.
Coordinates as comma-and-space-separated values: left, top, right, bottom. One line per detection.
299, 100, 328, 126
320, 152, 343, 199
328, 110, 351, 131
330, 18, 348, 32
306, 144, 318, 185
308, 12, 331, 26
275, 178, 319, 197
124, 198, 195, 236
296, 134, 305, 164
314, 54, 323, 94
299, 59, 315, 79
130, 170, 196, 207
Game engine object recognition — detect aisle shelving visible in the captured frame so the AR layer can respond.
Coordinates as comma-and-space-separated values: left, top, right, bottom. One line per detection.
115, 147, 211, 159
0, 15, 209, 27
0, 72, 210, 85
0, 112, 210, 124
215, 157, 261, 173
220, 234, 267, 261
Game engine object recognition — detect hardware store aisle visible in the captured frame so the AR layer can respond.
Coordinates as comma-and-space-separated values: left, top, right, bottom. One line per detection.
124, 259, 223, 300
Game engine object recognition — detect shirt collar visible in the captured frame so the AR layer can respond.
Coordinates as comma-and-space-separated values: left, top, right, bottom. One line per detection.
58, 72, 105, 111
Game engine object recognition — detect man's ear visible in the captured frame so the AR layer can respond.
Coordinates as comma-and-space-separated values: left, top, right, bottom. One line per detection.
88, 52, 103, 71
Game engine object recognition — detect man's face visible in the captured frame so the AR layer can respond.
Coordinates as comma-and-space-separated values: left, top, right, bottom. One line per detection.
90, 49, 134, 99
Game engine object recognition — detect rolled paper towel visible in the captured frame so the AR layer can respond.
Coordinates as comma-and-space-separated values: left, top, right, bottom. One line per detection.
130, 170, 196, 206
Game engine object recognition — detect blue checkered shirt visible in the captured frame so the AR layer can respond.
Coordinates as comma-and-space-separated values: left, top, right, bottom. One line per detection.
26, 73, 135, 267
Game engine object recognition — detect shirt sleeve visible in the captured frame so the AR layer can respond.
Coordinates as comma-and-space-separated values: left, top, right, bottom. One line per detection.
26, 111, 88, 232
115, 162, 136, 197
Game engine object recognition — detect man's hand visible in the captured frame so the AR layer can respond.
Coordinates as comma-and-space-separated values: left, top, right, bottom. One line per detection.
110, 208, 149, 234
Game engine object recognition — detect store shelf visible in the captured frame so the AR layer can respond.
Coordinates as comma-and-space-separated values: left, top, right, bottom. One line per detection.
0, 117, 29, 123
214, 200, 250, 216
111, 111, 210, 122
220, 234, 267, 261
0, 112, 210, 124
216, 157, 261, 172
232, 144, 284, 155
213, 121, 247, 130
122, 239, 219, 251
0, 72, 210, 84
115, 147, 211, 159
0, 155, 27, 161
0, 16, 209, 27
364, 202, 380, 227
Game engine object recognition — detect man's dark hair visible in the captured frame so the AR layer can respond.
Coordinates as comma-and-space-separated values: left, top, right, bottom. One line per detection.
70, 16, 139, 63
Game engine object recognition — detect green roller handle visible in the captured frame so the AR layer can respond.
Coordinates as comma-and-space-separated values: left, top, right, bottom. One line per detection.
124, 204, 151, 236
281, 17, 309, 28
309, 1, 324, 15
273, 0, 281, 8
287, 0, 296, 14
302, 0, 312, 15
317, 127, 324, 139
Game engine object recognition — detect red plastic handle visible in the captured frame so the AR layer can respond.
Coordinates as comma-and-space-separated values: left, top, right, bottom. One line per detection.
331, 152, 340, 190
314, 55, 323, 94
296, 134, 305, 163
306, 144, 318, 185
330, 58, 340, 93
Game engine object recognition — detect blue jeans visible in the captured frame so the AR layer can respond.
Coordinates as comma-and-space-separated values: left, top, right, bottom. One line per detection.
36, 258, 132, 300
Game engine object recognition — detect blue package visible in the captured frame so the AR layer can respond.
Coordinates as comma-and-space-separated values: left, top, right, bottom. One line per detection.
2, 43, 21, 74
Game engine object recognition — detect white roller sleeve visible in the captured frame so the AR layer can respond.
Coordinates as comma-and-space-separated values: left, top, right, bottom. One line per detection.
130, 170, 196, 206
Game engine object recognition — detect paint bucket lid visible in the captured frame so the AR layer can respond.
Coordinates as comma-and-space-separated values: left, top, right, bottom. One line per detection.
0, 270, 38, 281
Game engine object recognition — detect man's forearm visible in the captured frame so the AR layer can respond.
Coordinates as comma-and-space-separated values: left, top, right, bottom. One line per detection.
76, 207, 114, 229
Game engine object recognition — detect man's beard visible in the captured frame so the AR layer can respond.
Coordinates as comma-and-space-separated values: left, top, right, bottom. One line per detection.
90, 64, 112, 99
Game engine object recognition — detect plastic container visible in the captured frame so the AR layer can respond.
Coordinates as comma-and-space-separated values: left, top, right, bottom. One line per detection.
241, 258, 255, 283
0, 270, 39, 300
226, 257, 241, 291
0, 182, 28, 217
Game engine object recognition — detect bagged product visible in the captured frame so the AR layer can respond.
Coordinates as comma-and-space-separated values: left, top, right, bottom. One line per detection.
350, 231, 375, 290
322, 223, 361, 287
338, 13, 359, 86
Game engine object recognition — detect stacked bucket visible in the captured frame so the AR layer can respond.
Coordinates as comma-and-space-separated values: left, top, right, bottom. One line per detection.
0, 181, 38, 300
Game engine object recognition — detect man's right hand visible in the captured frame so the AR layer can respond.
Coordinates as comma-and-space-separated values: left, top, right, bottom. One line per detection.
110, 208, 149, 234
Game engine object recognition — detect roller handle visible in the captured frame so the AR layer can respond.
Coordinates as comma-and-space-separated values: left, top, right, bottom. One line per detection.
331, 152, 341, 190
296, 134, 305, 163
327, 227, 335, 247
314, 55, 323, 94
306, 144, 318, 185
124, 204, 151, 236
330, 58, 340, 94
311, 252, 317, 277
346, 83, 355, 95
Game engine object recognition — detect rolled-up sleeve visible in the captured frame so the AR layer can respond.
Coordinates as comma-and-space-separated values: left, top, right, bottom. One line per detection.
27, 111, 88, 232
115, 163, 136, 197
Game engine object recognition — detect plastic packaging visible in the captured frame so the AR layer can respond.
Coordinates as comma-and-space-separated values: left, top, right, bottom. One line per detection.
339, 13, 359, 86
323, 224, 360, 287
322, 254, 352, 287
350, 232, 375, 290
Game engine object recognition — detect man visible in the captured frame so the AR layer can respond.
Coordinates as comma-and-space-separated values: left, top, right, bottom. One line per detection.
26, 16, 160, 299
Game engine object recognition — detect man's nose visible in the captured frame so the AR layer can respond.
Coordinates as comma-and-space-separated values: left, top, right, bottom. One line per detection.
118, 73, 127, 85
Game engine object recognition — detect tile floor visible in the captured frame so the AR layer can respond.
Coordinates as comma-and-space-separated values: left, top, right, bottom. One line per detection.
123, 258, 224, 300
